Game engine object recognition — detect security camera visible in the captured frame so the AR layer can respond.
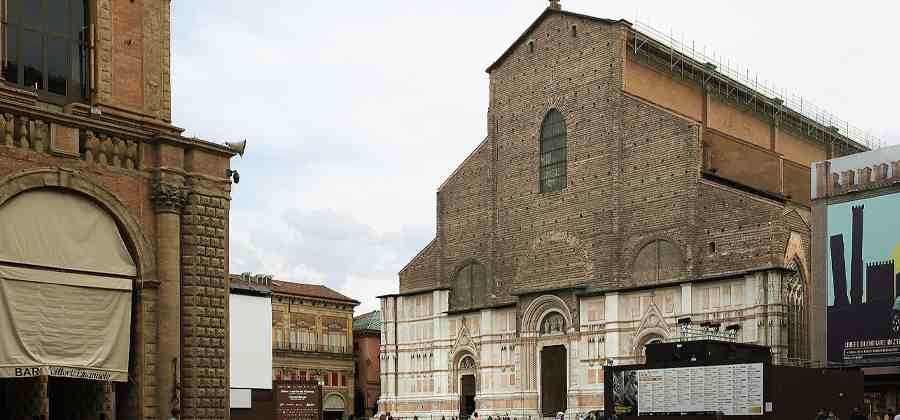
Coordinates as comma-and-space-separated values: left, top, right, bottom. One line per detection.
226, 169, 240, 184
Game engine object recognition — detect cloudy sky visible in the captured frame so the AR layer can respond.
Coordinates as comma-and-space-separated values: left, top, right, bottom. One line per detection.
170, 1, 900, 314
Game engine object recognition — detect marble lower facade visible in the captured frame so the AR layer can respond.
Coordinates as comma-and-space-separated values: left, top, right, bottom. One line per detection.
377, 268, 809, 418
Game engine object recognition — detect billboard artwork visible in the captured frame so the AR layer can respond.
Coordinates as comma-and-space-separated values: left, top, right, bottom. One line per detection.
608, 369, 638, 415
827, 194, 900, 365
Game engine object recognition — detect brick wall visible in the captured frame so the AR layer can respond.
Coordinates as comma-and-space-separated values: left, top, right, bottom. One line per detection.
488, 14, 624, 295
397, 9, 807, 303
95, 0, 172, 121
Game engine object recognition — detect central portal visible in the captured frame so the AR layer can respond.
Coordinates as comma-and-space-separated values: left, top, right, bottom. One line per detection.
460, 374, 476, 419
540, 345, 567, 417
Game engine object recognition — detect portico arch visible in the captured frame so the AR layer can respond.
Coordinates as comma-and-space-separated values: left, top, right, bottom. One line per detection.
0, 168, 150, 419
0, 168, 154, 279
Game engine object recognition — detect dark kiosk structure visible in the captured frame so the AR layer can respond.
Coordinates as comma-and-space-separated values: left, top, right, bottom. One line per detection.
605, 340, 863, 419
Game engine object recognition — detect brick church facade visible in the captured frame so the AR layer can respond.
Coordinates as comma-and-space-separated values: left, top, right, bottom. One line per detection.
379, 2, 868, 418
0, 1, 238, 419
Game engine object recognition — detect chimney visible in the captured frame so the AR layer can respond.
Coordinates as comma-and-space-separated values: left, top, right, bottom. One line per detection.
549, 0, 562, 11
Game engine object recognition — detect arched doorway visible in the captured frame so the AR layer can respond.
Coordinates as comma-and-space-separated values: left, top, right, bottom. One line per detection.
0, 190, 137, 419
324, 393, 346, 420
539, 312, 567, 417
457, 354, 477, 419
635, 333, 665, 364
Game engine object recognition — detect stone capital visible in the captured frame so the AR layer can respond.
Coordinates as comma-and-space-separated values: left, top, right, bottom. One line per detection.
151, 180, 189, 214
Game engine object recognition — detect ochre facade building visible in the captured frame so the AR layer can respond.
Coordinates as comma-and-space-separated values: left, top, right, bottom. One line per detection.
353, 310, 382, 418
0, 1, 238, 419
379, 3, 870, 418
271, 281, 359, 420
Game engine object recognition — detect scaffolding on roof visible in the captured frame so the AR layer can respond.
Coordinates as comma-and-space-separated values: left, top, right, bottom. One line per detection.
627, 20, 882, 155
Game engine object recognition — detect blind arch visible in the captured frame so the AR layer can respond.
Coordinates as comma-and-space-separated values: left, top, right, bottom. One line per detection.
452, 261, 486, 309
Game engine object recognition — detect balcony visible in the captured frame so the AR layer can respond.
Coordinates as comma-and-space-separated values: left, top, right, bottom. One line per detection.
273, 342, 352, 358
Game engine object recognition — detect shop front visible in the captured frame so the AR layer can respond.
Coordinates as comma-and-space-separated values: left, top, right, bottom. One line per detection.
0, 190, 136, 419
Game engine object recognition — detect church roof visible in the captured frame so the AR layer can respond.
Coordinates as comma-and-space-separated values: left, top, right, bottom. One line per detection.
485, 7, 628, 73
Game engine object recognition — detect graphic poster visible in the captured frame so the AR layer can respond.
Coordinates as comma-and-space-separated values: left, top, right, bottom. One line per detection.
609, 369, 638, 415
827, 195, 900, 365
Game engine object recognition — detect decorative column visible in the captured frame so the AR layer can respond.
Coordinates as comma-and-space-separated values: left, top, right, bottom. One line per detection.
152, 176, 189, 420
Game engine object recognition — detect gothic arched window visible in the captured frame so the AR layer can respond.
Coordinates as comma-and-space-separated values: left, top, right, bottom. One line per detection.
453, 261, 486, 309
782, 260, 809, 360
632, 240, 682, 285
539, 109, 567, 192
539, 312, 566, 335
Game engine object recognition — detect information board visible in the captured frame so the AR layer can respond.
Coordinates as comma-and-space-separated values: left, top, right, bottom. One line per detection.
276, 381, 322, 420
634, 363, 764, 416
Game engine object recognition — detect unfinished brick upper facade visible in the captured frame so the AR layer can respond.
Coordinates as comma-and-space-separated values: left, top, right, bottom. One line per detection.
380, 5, 867, 418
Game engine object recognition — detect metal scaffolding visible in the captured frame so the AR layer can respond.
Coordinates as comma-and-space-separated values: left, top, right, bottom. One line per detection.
628, 20, 882, 155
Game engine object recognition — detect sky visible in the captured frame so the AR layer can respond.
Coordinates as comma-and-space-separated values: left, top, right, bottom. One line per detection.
169, 1, 900, 314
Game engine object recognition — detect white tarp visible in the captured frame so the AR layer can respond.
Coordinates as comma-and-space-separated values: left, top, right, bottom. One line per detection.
0, 191, 135, 382
229, 293, 273, 390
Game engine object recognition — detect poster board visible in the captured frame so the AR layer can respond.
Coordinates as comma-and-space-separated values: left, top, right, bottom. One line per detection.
608, 363, 764, 416
276, 381, 322, 420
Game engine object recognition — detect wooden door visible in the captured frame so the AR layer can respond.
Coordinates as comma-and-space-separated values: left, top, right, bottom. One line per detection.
540, 345, 567, 417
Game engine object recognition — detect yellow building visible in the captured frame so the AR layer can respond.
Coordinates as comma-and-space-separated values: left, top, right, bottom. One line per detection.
271, 280, 359, 420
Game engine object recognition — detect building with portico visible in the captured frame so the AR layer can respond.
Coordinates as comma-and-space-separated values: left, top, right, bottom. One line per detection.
0, 1, 239, 419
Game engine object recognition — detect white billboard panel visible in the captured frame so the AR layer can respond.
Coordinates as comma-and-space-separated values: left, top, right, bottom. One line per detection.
229, 293, 273, 390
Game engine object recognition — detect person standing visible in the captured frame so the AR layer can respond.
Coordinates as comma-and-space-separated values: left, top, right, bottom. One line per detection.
893, 409, 900, 420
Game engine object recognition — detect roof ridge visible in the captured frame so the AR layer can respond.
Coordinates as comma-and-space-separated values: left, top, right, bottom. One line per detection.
272, 279, 359, 304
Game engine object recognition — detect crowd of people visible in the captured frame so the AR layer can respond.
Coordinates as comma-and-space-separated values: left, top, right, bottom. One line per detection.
375, 406, 894, 420
377, 411, 621, 420
813, 407, 897, 420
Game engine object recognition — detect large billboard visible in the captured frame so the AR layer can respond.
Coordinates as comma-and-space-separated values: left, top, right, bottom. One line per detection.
827, 194, 900, 365
606, 363, 764, 416
229, 293, 273, 390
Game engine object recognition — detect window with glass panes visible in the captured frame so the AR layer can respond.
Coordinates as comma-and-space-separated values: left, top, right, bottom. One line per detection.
539, 109, 567, 192
3, 0, 89, 103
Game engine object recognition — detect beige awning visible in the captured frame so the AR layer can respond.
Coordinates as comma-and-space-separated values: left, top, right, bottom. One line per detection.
0, 191, 135, 382
0, 190, 136, 276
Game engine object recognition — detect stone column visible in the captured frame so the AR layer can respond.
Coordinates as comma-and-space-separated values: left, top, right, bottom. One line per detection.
102, 381, 116, 420
152, 177, 188, 420
38, 375, 49, 420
